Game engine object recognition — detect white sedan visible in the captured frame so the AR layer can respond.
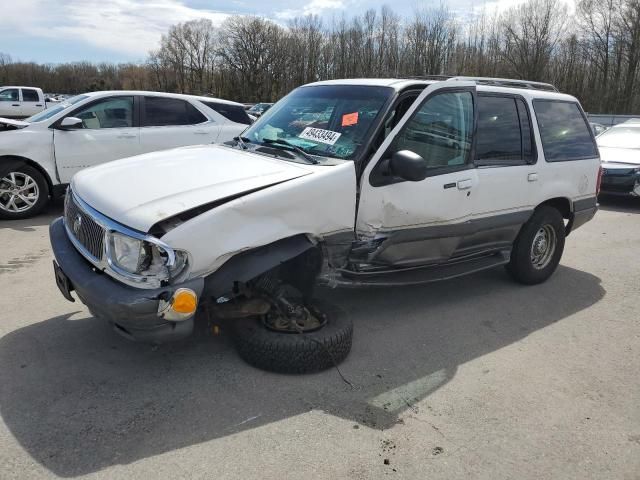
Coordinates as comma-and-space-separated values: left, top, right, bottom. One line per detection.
0, 91, 251, 219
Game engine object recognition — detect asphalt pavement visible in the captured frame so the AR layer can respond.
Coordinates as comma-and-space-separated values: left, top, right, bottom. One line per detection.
0, 196, 638, 479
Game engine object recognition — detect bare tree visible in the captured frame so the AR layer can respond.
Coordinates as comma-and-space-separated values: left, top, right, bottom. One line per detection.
501, 0, 567, 80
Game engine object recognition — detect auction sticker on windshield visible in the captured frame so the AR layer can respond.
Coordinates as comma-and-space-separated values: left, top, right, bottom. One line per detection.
299, 127, 342, 145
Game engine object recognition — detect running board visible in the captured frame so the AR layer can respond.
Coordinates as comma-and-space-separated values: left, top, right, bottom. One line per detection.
327, 250, 510, 287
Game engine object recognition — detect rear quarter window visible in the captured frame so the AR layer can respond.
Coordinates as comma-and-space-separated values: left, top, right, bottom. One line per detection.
203, 102, 252, 125
533, 100, 597, 161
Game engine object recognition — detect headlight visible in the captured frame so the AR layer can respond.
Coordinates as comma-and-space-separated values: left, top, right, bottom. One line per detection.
108, 232, 147, 274
106, 231, 189, 284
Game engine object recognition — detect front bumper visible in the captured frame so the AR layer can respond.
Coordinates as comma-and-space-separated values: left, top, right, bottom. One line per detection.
600, 166, 640, 196
50, 218, 204, 343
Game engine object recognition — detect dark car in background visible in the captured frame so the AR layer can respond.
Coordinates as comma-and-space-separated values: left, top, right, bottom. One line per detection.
597, 119, 640, 197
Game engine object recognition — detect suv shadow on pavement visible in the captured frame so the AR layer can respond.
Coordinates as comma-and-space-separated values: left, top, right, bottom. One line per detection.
0, 265, 604, 477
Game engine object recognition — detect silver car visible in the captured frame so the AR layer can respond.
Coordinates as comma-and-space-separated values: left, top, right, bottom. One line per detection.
598, 119, 640, 197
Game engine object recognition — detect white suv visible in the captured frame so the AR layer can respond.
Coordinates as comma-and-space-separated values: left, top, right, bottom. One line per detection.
50, 78, 600, 373
0, 91, 251, 219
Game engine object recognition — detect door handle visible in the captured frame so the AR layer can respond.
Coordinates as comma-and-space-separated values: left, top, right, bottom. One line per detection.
193, 130, 209, 134
117, 134, 136, 139
11, 104, 19, 107
35, 104, 43, 107
457, 179, 473, 190
528, 173, 538, 182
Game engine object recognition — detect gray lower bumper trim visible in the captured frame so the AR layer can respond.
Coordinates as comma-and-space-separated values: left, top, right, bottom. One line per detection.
49, 217, 204, 343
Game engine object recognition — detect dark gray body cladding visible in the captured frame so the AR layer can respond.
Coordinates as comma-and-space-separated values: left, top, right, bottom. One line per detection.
351, 209, 532, 268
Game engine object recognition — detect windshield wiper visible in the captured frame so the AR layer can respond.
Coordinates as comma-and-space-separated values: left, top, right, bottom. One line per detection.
261, 138, 319, 164
233, 136, 251, 150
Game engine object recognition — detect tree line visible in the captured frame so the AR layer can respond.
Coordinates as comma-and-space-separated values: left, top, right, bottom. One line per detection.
1, 0, 639, 114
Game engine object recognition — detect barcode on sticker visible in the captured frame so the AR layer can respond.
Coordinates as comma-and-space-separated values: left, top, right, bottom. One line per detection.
299, 127, 342, 145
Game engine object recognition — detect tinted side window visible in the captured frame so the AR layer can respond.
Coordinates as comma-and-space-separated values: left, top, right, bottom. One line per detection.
476, 96, 522, 164
204, 102, 252, 125
392, 91, 474, 170
143, 97, 207, 127
0, 89, 19, 102
22, 89, 39, 102
533, 100, 597, 161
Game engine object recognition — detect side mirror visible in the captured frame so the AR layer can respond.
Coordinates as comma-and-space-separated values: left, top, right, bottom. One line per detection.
59, 117, 83, 130
389, 150, 429, 182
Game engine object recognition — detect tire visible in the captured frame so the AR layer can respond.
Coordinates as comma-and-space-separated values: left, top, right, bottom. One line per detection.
230, 299, 353, 374
0, 160, 49, 220
506, 205, 566, 285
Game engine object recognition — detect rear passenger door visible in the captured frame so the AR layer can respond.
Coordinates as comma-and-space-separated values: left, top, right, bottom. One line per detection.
139, 96, 219, 154
20, 88, 44, 116
466, 93, 539, 253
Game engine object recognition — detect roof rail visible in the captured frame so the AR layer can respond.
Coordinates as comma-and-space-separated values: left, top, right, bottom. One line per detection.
403, 75, 453, 81
449, 76, 558, 92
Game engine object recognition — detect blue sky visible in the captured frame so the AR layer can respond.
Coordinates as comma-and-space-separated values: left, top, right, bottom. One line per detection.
0, 0, 526, 64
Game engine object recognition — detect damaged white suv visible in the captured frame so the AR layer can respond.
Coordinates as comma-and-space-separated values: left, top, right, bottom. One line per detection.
50, 78, 600, 373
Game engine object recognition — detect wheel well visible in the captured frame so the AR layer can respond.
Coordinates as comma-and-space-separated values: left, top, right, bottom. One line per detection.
537, 197, 571, 219
0, 155, 54, 196
202, 234, 320, 299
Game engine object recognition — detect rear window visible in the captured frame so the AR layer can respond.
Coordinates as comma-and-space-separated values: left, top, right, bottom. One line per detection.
143, 97, 207, 127
203, 102, 252, 125
533, 100, 597, 161
22, 89, 39, 102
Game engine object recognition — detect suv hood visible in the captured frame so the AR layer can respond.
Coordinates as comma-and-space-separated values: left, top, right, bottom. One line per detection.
72, 144, 314, 232
598, 145, 640, 165
0, 117, 29, 129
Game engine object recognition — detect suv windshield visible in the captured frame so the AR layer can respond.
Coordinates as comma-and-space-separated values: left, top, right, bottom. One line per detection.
243, 85, 393, 161
597, 126, 640, 149
26, 94, 88, 123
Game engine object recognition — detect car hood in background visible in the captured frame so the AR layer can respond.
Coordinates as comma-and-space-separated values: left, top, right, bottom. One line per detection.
72, 144, 314, 232
0, 117, 29, 129
598, 145, 640, 166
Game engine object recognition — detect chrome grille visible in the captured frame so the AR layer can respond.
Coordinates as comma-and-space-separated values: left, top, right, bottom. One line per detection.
64, 194, 105, 260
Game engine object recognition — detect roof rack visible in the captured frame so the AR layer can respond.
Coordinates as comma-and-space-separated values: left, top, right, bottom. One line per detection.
449, 76, 558, 92
403, 75, 453, 81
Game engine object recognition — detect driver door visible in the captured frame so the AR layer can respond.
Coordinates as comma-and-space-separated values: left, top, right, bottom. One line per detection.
356, 82, 478, 267
54, 95, 139, 183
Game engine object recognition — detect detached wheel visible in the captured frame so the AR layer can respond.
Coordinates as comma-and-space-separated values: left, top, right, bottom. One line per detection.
230, 299, 353, 374
0, 161, 49, 219
506, 206, 565, 285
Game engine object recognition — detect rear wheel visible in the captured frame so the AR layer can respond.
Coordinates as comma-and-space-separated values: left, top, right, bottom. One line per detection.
506, 206, 565, 285
0, 161, 49, 219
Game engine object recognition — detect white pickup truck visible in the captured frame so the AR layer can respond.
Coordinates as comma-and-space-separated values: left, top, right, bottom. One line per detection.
0, 86, 48, 118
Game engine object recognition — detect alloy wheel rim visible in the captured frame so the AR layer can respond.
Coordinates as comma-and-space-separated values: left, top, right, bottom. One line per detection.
530, 224, 557, 270
0, 172, 40, 213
